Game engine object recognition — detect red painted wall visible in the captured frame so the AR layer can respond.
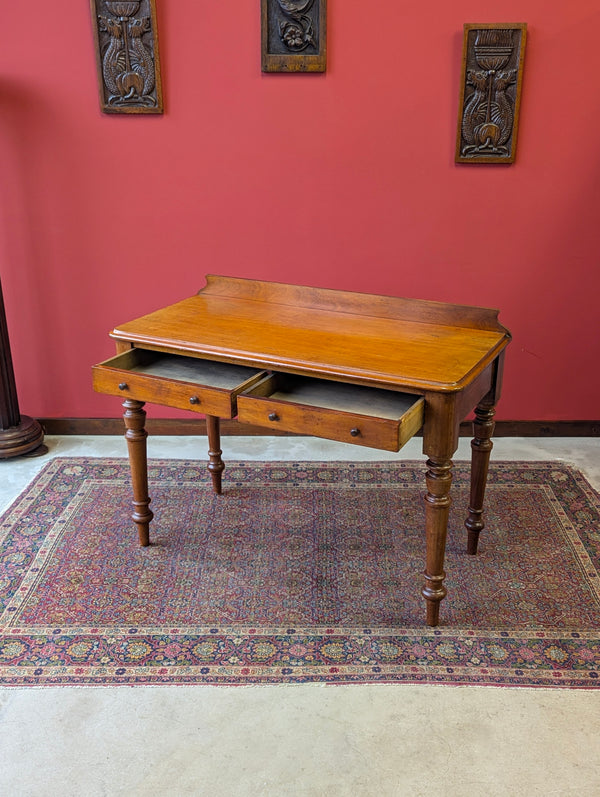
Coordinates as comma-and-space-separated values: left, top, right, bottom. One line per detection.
1, 1, 599, 421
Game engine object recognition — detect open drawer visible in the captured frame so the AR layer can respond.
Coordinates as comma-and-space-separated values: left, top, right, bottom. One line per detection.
93, 349, 267, 419
238, 373, 424, 451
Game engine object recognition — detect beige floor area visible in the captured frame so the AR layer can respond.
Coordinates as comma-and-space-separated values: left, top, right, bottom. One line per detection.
0, 435, 599, 796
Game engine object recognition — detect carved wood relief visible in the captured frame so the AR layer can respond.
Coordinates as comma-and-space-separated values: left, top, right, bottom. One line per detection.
90, 0, 163, 114
262, 0, 327, 73
456, 24, 526, 163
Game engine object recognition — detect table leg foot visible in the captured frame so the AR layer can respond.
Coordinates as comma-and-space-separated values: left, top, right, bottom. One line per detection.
465, 401, 496, 555
123, 399, 153, 546
422, 458, 452, 626
206, 415, 224, 495
426, 599, 440, 627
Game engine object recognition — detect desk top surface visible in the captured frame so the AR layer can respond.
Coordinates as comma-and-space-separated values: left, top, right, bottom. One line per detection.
110, 276, 511, 392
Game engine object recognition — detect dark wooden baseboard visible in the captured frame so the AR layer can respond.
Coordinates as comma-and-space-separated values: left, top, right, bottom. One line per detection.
38, 418, 600, 437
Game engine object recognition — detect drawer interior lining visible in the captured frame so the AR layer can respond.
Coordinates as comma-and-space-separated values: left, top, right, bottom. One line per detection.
123, 351, 262, 390
265, 376, 421, 420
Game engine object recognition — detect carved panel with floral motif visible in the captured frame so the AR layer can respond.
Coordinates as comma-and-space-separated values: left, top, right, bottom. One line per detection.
262, 0, 327, 72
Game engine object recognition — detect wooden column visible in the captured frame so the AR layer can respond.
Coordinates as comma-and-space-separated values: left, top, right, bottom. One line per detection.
0, 280, 45, 458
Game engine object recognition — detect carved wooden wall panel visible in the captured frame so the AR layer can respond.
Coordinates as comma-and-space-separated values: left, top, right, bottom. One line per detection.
90, 0, 163, 114
456, 23, 526, 163
262, 0, 327, 72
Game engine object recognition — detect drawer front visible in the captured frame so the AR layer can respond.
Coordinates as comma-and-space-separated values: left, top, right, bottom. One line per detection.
93, 350, 266, 418
93, 366, 235, 416
238, 376, 424, 452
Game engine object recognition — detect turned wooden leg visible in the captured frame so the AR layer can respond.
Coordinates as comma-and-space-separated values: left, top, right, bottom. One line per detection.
206, 414, 224, 495
422, 458, 453, 626
123, 399, 153, 546
465, 401, 496, 555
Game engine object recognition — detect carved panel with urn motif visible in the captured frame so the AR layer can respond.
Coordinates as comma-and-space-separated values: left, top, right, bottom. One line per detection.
456, 24, 526, 163
90, 0, 163, 114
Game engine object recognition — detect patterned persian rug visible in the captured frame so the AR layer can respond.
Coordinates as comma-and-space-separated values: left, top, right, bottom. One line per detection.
0, 458, 599, 688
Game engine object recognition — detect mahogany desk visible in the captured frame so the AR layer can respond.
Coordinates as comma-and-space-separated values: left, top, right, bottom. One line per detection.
92, 275, 511, 626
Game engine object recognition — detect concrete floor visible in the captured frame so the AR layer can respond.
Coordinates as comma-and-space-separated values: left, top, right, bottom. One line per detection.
0, 435, 599, 796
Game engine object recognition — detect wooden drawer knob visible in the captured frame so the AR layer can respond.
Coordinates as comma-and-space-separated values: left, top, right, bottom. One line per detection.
350, 427, 360, 437
268, 412, 279, 422
118, 383, 128, 391
189, 396, 201, 405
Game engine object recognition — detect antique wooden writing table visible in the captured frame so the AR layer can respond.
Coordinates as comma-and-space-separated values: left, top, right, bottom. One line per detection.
92, 275, 511, 626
